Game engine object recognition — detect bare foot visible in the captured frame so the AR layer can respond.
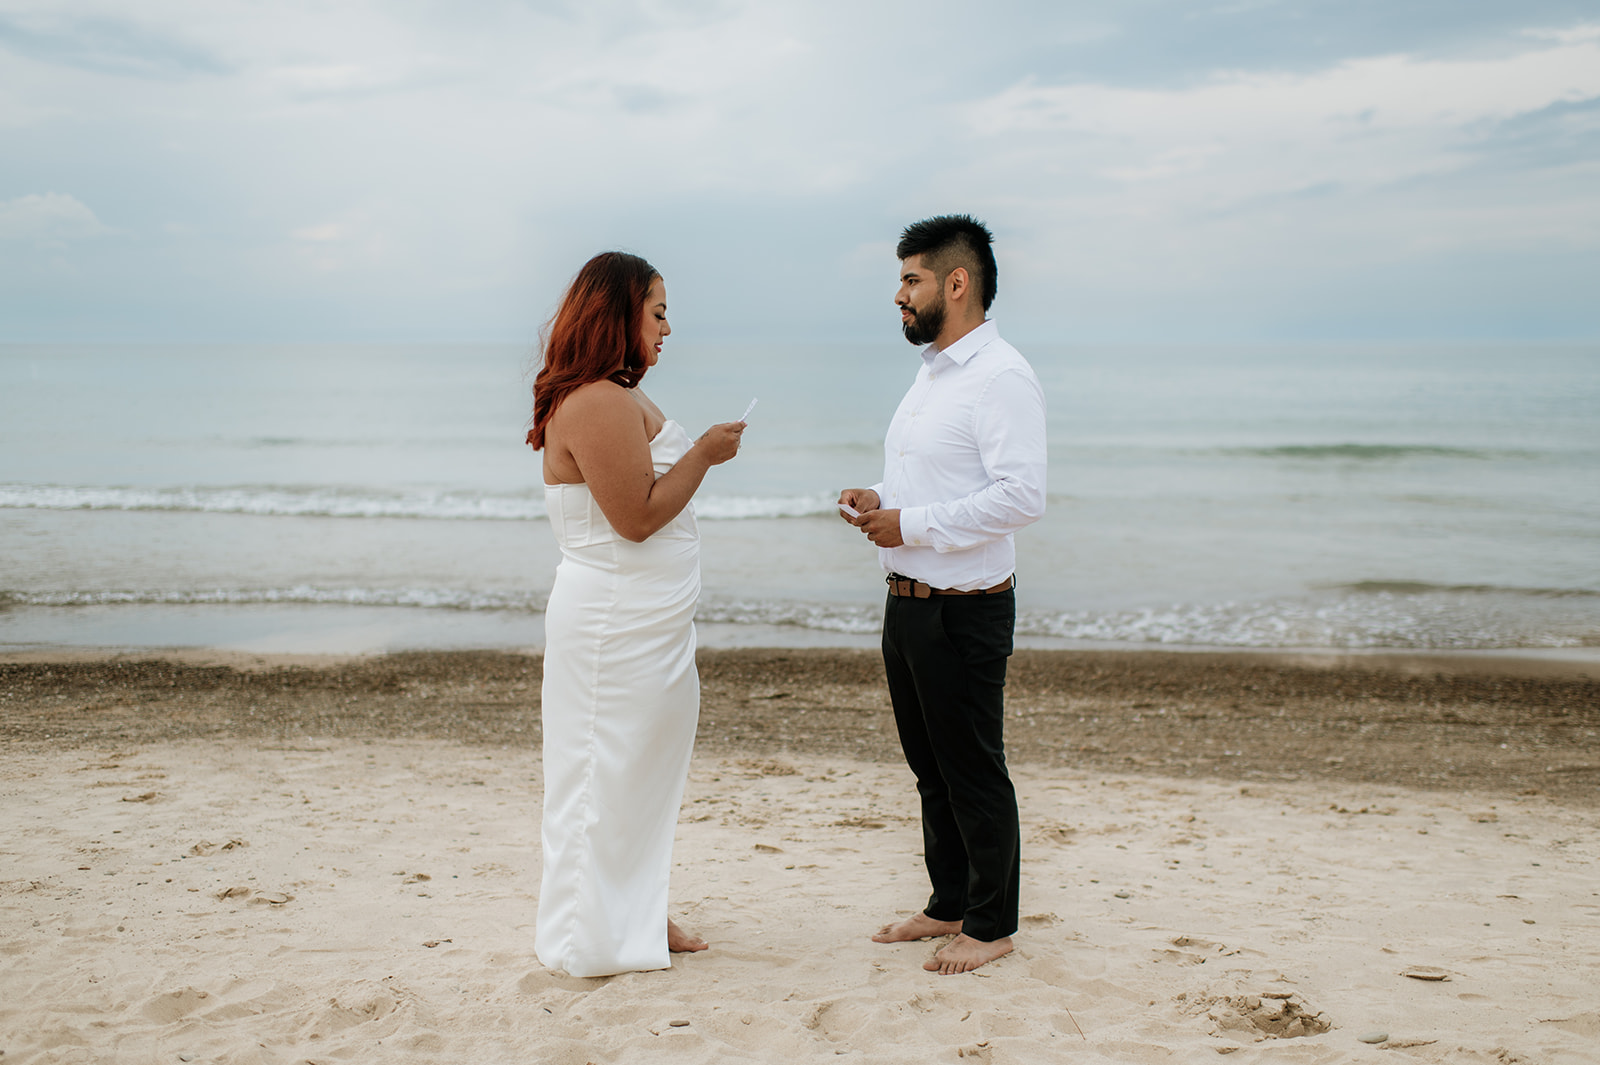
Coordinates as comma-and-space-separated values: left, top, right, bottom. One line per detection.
924, 933, 1013, 974
871, 912, 962, 944
667, 918, 708, 953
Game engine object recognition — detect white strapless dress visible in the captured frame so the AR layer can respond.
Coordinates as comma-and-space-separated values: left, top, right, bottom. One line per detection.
535, 420, 701, 978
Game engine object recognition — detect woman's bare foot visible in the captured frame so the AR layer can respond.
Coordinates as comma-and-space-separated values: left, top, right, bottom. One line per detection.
924, 933, 1013, 974
667, 918, 708, 953
871, 912, 962, 943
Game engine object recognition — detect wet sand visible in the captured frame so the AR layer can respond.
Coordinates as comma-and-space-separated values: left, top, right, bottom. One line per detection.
4, 647, 1596, 804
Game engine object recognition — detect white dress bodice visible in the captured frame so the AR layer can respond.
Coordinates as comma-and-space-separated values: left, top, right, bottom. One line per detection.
544, 419, 699, 548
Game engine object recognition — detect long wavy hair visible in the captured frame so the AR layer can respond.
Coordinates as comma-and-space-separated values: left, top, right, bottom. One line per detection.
526, 251, 659, 450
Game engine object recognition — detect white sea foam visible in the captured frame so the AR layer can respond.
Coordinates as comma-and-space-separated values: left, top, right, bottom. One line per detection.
697, 599, 882, 635
1016, 594, 1596, 649
0, 484, 840, 522
4, 586, 1593, 649
4, 587, 549, 612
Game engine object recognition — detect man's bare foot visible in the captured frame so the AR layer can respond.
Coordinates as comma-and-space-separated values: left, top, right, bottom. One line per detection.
667, 918, 708, 953
924, 933, 1013, 974
871, 912, 962, 944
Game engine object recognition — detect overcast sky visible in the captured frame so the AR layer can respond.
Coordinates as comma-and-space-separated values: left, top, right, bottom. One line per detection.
3, 1, 1598, 344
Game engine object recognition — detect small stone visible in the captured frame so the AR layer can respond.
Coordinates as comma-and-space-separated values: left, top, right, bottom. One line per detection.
1114, 890, 1131, 899
1357, 1031, 1388, 1044
668, 1019, 690, 1027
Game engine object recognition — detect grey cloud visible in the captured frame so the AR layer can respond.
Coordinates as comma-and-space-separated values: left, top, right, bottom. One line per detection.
994, 0, 1600, 88
0, 13, 229, 79
1474, 95, 1600, 169
610, 83, 678, 114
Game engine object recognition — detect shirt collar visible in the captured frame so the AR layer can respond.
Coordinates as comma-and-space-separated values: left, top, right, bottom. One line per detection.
923, 319, 999, 368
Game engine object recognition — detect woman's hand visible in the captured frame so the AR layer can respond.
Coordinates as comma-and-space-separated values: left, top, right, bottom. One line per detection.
697, 421, 745, 465
547, 382, 739, 543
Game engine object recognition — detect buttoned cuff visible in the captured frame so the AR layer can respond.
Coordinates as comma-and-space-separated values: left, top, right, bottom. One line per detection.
897, 506, 932, 548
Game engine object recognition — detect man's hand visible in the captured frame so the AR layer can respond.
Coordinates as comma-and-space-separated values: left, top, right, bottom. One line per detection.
838, 489, 901, 546
857, 507, 903, 547
837, 488, 880, 519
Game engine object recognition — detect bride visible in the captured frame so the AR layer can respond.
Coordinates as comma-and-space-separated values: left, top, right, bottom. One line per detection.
525, 251, 744, 977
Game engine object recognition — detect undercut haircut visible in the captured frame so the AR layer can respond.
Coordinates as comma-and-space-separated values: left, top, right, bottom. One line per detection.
896, 214, 998, 311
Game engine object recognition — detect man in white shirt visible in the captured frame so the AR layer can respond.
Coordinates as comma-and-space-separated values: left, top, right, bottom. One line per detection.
839, 215, 1047, 975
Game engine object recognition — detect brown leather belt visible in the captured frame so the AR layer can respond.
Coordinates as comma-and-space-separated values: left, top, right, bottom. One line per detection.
886, 573, 1014, 599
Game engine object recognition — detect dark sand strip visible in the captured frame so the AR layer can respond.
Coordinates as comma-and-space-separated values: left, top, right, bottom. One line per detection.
2, 648, 1596, 804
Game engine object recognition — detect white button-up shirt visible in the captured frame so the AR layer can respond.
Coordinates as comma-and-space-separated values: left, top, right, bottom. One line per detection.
872, 319, 1047, 590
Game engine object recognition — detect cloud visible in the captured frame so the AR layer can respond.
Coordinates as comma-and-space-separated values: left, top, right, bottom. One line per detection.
1, 3, 1597, 341
963, 30, 1600, 210
0, 10, 227, 78
0, 192, 110, 242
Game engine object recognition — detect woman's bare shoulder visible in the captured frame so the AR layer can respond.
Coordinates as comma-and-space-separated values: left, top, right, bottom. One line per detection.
552, 380, 637, 422
558, 378, 628, 407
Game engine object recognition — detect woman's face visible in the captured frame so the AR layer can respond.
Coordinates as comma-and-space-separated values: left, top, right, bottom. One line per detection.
640, 276, 670, 367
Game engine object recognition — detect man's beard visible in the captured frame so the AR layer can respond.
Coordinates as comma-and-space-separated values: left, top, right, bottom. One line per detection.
901, 293, 945, 345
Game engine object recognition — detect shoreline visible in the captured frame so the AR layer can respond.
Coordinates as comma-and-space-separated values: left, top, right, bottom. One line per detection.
3, 640, 1597, 678
5, 591, 1597, 664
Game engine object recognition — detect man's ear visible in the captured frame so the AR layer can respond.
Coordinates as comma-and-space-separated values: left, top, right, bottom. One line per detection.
945, 266, 969, 301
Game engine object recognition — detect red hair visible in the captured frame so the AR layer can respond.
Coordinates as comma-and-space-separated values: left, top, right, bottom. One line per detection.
527, 251, 659, 450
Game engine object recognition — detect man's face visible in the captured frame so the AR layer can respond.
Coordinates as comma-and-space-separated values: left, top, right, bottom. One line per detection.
896, 255, 944, 346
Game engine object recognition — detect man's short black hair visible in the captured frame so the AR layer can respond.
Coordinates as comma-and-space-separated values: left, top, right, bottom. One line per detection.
896, 214, 998, 311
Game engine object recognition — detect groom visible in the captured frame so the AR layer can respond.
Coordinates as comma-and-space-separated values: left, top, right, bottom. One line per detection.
839, 214, 1048, 974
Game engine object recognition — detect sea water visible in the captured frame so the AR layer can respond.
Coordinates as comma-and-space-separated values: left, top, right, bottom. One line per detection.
1, 341, 1596, 654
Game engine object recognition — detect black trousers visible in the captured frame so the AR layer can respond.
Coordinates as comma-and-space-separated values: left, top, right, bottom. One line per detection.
881, 588, 1019, 942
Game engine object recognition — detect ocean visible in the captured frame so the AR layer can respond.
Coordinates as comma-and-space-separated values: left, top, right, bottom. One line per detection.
2, 340, 1597, 656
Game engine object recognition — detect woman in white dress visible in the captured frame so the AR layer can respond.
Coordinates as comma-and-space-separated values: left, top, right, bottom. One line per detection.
526, 251, 744, 978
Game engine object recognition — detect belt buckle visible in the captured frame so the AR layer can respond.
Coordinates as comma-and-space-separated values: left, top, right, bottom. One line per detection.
887, 573, 930, 599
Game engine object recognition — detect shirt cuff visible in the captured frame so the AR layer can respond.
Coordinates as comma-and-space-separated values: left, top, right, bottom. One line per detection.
897, 505, 932, 548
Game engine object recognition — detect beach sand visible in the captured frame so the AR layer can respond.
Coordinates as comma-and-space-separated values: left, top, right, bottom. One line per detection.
2, 648, 1597, 1063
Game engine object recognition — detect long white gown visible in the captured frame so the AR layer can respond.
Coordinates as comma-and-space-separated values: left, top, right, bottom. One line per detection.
536, 419, 701, 978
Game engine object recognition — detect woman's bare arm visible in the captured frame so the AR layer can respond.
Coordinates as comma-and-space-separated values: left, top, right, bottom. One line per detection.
548, 382, 743, 542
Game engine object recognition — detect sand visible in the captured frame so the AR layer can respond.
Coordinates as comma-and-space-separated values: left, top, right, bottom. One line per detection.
2, 648, 1597, 1063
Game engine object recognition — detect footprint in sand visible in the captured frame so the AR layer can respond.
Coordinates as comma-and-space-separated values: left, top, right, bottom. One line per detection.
189, 839, 248, 856
141, 987, 213, 1024
516, 969, 607, 993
